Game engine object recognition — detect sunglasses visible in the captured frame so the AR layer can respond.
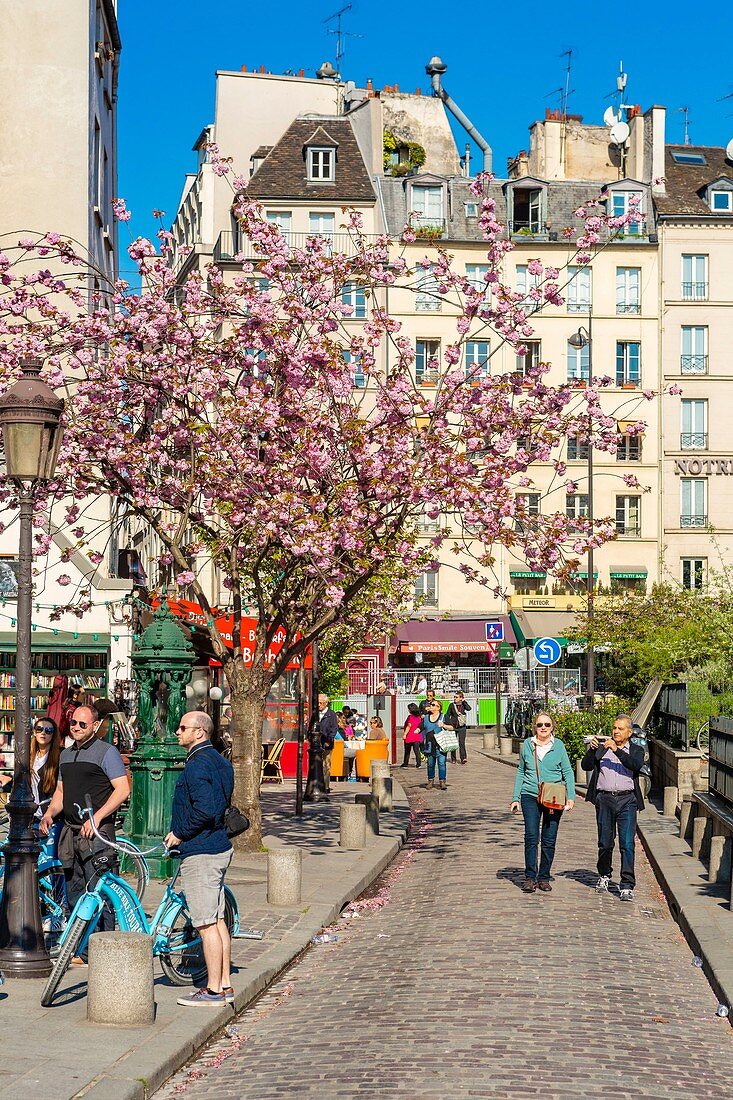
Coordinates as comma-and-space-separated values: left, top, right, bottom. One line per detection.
34, 725, 54, 735
69, 719, 90, 730
177, 724, 201, 732
536, 722, 552, 728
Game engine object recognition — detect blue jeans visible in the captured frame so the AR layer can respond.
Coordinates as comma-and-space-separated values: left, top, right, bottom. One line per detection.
521, 793, 563, 882
596, 791, 637, 888
426, 750, 447, 782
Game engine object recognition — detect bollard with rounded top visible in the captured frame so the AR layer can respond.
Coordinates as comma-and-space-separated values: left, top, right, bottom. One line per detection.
679, 799, 695, 840
575, 759, 587, 785
692, 814, 711, 861
87, 932, 154, 1026
371, 760, 391, 781
499, 736, 513, 757
709, 834, 732, 883
372, 774, 393, 812
340, 803, 367, 849
267, 846, 302, 906
354, 792, 380, 835
663, 786, 679, 818
482, 731, 497, 752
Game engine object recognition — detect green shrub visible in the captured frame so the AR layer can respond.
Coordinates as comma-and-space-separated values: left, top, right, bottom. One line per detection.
551, 698, 629, 765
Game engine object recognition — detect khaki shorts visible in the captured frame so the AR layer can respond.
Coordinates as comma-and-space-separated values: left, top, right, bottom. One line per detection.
180, 849, 233, 928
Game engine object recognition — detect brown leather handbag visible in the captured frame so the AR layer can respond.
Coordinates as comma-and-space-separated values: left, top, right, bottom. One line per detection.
534, 745, 567, 811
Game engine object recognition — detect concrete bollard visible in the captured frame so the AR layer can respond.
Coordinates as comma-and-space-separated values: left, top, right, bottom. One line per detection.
663, 786, 679, 818
709, 834, 732, 884
679, 799, 695, 841
340, 803, 367, 849
482, 731, 497, 752
692, 815, 711, 862
354, 792, 380, 835
371, 760, 391, 781
87, 932, 154, 1026
267, 846, 302, 906
499, 736, 513, 757
372, 774, 393, 812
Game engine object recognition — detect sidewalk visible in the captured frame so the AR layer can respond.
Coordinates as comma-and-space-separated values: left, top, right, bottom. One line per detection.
0, 780, 409, 1100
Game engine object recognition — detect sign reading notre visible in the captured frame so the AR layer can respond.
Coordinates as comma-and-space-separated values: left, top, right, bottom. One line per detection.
674, 459, 733, 475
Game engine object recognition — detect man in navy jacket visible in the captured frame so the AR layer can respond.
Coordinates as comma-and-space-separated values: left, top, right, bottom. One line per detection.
165, 710, 234, 1008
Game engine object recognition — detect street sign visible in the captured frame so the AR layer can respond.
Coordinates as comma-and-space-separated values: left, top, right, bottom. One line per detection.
485, 621, 504, 642
514, 646, 538, 671
534, 637, 562, 666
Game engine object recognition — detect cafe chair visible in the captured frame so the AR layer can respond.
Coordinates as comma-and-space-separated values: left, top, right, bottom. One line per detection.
261, 737, 286, 784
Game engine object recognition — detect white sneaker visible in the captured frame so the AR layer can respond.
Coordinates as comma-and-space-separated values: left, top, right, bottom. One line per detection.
596, 875, 610, 891
619, 888, 634, 902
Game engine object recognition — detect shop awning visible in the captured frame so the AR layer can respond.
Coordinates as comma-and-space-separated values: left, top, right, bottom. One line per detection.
0, 631, 110, 652
509, 610, 580, 646
570, 571, 599, 580
509, 570, 546, 579
610, 568, 648, 579
392, 616, 516, 654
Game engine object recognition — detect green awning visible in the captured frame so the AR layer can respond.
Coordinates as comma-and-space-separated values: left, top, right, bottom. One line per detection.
610, 570, 647, 579
0, 631, 110, 653
509, 570, 546, 579
570, 571, 599, 579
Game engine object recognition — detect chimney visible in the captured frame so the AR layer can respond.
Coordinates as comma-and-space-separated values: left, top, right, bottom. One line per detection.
241, 65, 247, 72
259, 65, 265, 74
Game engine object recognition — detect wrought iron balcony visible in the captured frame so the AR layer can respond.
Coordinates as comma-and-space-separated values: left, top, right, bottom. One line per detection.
680, 514, 708, 528
680, 433, 707, 449
681, 282, 708, 301
213, 229, 382, 263
616, 300, 641, 314
680, 354, 708, 375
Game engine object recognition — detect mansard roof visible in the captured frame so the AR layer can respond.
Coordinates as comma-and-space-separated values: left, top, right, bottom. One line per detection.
247, 117, 375, 203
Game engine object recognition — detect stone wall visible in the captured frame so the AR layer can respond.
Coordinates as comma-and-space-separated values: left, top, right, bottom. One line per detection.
648, 737, 707, 798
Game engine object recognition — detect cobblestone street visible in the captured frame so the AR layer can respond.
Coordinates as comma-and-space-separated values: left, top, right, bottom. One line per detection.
158, 754, 733, 1099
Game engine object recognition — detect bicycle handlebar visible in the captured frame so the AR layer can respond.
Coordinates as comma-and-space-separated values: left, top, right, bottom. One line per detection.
75, 799, 177, 858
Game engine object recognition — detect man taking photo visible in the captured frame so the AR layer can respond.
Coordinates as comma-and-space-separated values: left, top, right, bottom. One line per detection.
582, 713, 645, 902
165, 710, 234, 1008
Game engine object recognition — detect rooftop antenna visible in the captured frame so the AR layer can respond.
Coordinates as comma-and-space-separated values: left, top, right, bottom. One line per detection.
324, 4, 363, 73
678, 106, 691, 145
560, 48, 574, 118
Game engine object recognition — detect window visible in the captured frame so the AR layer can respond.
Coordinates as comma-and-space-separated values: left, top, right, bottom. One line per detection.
411, 185, 443, 228
566, 493, 589, 518
266, 211, 292, 240
616, 435, 641, 462
682, 558, 706, 590
415, 339, 440, 384
415, 266, 441, 312
465, 340, 490, 379
465, 201, 478, 218
516, 340, 541, 375
681, 326, 707, 374
611, 190, 643, 234
671, 152, 707, 166
681, 399, 707, 449
566, 267, 591, 313
567, 339, 590, 383
307, 147, 335, 182
342, 282, 366, 319
309, 212, 335, 239
616, 341, 641, 387
343, 350, 365, 388
466, 263, 489, 292
610, 574, 647, 594
680, 479, 707, 527
567, 436, 589, 461
681, 254, 708, 300
616, 496, 641, 537
516, 265, 541, 313
511, 187, 542, 233
616, 267, 641, 314
414, 569, 438, 607
518, 493, 540, 515
710, 190, 733, 212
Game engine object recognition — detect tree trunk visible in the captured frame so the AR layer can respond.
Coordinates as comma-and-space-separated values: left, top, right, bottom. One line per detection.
227, 664, 272, 851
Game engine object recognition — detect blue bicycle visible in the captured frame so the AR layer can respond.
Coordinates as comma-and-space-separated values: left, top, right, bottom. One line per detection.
40, 801, 239, 1006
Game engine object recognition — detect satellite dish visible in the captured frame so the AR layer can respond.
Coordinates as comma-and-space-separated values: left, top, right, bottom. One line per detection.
610, 121, 630, 146
603, 107, 621, 127
726, 138, 733, 163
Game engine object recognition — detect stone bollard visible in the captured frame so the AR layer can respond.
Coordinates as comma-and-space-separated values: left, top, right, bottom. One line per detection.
663, 786, 679, 818
692, 815, 711, 862
340, 803, 367, 850
371, 760, 391, 781
372, 774, 393, 813
499, 736, 513, 757
87, 932, 154, 1026
354, 792, 380, 835
679, 799, 695, 841
267, 846, 302, 906
709, 834, 732, 884
482, 731, 497, 752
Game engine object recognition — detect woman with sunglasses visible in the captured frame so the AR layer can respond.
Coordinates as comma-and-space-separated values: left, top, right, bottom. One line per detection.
31, 717, 62, 820
510, 712, 575, 893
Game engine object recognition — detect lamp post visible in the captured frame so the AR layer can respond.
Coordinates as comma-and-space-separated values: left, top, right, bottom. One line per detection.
0, 361, 64, 977
568, 323, 595, 704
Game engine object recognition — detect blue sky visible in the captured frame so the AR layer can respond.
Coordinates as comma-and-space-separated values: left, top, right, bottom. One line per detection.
117, 1, 732, 251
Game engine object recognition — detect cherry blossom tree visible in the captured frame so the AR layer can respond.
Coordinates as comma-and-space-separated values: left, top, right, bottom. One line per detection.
0, 173, 659, 846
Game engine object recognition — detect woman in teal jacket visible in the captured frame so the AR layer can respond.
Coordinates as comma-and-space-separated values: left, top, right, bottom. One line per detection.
510, 712, 575, 893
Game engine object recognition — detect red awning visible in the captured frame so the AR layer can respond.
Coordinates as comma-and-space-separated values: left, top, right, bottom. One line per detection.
391, 616, 515, 653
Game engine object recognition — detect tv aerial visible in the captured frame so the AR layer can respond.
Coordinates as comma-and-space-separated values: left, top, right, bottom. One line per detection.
324, 4, 363, 72
602, 61, 632, 145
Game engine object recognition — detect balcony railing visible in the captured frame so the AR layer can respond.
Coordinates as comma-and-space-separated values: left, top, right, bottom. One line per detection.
681, 354, 708, 375
567, 299, 592, 313
616, 525, 641, 538
681, 282, 708, 301
616, 300, 641, 314
680, 514, 708, 528
680, 432, 707, 449
214, 229, 382, 262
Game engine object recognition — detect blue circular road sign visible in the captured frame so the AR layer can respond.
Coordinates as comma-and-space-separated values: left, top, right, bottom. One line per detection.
533, 637, 562, 666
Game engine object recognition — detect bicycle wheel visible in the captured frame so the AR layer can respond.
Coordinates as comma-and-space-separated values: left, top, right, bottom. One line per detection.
159, 894, 236, 987
40, 913, 90, 1007
696, 721, 710, 757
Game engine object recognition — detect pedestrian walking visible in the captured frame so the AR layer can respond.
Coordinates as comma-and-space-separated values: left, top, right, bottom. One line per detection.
316, 693, 338, 793
400, 702, 423, 768
165, 710, 236, 1007
581, 713, 645, 901
509, 712, 575, 893
418, 688, 438, 717
421, 700, 453, 790
445, 691, 471, 764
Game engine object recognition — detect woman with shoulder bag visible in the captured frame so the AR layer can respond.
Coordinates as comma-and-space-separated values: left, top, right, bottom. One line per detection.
444, 691, 471, 765
421, 700, 453, 791
400, 702, 423, 768
509, 712, 575, 894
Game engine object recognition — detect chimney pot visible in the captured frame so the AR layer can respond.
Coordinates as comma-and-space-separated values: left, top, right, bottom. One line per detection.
394, 83, 399, 92
259, 64, 265, 73
241, 65, 247, 72
366, 78, 373, 90
298, 68, 304, 77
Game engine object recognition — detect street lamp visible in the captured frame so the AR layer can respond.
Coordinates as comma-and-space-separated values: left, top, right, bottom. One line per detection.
568, 324, 595, 703
0, 361, 64, 977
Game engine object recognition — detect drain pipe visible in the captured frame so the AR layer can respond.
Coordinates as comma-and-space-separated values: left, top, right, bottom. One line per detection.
426, 56, 492, 174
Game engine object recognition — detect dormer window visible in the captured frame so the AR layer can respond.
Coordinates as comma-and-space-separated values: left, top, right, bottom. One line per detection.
308, 146, 335, 182
506, 178, 546, 236
710, 189, 732, 212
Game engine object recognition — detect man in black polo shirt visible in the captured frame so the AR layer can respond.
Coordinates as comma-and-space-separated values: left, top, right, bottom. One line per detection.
40, 704, 129, 931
